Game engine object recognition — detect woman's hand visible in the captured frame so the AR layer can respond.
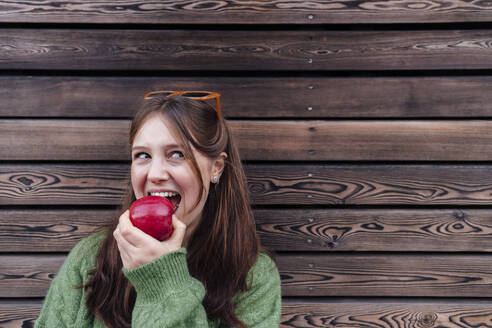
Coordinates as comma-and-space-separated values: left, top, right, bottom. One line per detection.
113, 210, 187, 270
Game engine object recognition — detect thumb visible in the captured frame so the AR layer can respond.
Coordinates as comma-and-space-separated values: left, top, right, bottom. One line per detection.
166, 214, 187, 246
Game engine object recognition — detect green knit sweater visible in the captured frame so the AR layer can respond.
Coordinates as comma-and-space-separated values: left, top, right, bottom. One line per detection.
35, 231, 281, 327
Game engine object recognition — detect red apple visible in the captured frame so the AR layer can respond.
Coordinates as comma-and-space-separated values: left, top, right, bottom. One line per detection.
129, 196, 175, 241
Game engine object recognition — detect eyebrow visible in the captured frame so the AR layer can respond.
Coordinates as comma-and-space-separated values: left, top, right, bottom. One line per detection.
131, 143, 183, 151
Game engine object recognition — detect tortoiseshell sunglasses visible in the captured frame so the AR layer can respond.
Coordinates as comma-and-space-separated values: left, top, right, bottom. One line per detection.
144, 90, 222, 117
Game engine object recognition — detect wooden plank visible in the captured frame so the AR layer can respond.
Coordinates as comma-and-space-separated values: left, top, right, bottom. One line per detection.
246, 163, 492, 205
0, 164, 128, 205
281, 301, 492, 328
0, 300, 40, 328
2, 208, 492, 252
0, 120, 130, 161
0, 255, 65, 298
277, 254, 492, 297
2, 254, 492, 297
3, 120, 492, 161
3, 164, 492, 206
3, 29, 492, 71
255, 208, 492, 252
1, 300, 491, 328
0, 209, 111, 252
4, 76, 492, 118
1, 1, 492, 24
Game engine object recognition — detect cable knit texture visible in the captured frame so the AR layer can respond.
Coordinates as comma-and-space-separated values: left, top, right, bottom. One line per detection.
34, 231, 282, 327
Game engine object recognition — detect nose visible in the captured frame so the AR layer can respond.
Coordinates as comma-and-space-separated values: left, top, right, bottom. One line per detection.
147, 158, 170, 183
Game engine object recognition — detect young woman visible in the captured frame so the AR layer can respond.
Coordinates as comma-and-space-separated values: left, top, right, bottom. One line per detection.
35, 92, 281, 327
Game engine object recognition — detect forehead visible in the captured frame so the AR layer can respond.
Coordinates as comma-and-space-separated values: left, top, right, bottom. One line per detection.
133, 113, 175, 145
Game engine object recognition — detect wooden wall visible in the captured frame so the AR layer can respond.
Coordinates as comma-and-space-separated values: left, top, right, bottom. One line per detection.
1, 1, 492, 327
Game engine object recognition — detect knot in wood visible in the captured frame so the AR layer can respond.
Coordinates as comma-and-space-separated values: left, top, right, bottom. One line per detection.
17, 176, 34, 186
249, 183, 265, 193
417, 312, 437, 328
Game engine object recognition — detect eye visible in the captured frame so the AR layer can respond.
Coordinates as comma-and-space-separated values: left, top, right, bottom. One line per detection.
134, 152, 150, 160
170, 151, 184, 160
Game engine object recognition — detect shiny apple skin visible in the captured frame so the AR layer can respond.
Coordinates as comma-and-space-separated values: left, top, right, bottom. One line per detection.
129, 196, 175, 241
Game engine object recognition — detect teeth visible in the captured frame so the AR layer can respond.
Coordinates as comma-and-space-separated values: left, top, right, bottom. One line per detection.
150, 192, 178, 198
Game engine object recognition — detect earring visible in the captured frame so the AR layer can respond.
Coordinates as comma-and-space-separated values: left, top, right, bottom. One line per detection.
213, 176, 218, 183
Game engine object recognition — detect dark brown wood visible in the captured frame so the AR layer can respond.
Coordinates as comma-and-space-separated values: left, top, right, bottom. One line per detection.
1, 1, 492, 24
277, 254, 492, 297
3, 164, 492, 206
3, 254, 492, 297
0, 120, 129, 161
0, 300, 40, 328
281, 301, 492, 328
4, 76, 492, 118
246, 163, 492, 205
255, 208, 492, 252
2, 208, 492, 252
0, 255, 65, 298
0, 209, 112, 252
3, 120, 492, 161
2, 300, 492, 328
3, 29, 492, 71
0, 164, 129, 205
2, 1, 491, 319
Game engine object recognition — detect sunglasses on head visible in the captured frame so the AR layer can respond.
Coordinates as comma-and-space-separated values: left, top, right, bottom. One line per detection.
144, 90, 222, 117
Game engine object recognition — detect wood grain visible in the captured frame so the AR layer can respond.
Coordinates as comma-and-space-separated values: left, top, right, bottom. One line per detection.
4, 76, 492, 118
255, 208, 492, 252
3, 29, 492, 71
0, 300, 40, 328
0, 120, 130, 161
2, 300, 491, 328
1, 208, 492, 252
281, 301, 492, 328
3, 120, 492, 161
246, 164, 492, 205
0, 164, 129, 205
0, 209, 112, 252
1, 0, 492, 24
2, 254, 492, 297
3, 164, 492, 206
0, 255, 65, 298
2, 0, 492, 320
277, 254, 492, 297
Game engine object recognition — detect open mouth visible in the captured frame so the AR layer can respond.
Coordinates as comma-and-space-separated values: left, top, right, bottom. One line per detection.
149, 191, 181, 212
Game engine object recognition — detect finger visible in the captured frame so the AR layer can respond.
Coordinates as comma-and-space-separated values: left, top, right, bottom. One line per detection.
113, 227, 137, 255
113, 228, 135, 268
115, 210, 139, 247
119, 210, 156, 247
167, 214, 187, 246
119, 210, 137, 234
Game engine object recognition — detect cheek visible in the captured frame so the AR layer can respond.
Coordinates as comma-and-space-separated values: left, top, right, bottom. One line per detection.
130, 164, 145, 197
181, 173, 200, 200
179, 171, 204, 208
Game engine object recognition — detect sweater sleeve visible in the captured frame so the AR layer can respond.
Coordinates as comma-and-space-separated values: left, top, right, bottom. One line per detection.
233, 253, 282, 327
123, 250, 282, 328
34, 233, 103, 328
123, 248, 210, 327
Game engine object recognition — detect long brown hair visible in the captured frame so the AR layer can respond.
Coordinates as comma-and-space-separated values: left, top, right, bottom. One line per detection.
84, 96, 260, 327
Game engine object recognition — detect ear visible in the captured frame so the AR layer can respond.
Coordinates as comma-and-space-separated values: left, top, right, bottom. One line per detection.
211, 152, 227, 182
